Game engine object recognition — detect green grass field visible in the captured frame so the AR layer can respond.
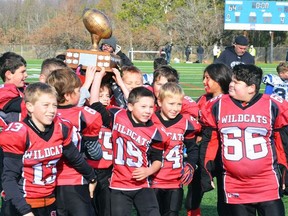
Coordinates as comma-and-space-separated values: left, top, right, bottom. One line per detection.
23, 60, 279, 100
8, 60, 288, 215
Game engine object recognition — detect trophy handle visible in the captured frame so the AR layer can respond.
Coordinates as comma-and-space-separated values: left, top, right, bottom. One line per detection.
91, 34, 101, 50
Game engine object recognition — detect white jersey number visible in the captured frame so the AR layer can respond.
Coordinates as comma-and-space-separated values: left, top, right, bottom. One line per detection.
32, 159, 59, 185
99, 131, 113, 161
221, 126, 268, 161
166, 145, 181, 169
115, 137, 143, 167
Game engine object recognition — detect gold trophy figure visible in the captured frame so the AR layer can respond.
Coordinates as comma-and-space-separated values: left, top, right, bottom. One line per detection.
82, 8, 112, 50
65, 8, 121, 71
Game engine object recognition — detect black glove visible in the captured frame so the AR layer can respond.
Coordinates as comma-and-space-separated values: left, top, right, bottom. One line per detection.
84, 140, 102, 160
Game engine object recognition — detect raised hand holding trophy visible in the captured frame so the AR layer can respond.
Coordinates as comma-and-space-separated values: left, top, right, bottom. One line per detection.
65, 8, 121, 71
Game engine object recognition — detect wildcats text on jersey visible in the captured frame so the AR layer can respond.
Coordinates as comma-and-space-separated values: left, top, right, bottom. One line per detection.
24, 144, 63, 160
221, 114, 268, 124
113, 122, 150, 146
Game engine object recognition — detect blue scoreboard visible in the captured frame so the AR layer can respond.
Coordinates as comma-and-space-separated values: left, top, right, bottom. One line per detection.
224, 1, 288, 31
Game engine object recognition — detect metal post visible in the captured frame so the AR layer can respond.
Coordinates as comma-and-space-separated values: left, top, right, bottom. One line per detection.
130, 47, 134, 62
269, 31, 274, 64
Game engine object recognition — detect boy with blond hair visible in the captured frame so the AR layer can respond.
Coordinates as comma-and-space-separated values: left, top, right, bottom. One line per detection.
151, 82, 200, 215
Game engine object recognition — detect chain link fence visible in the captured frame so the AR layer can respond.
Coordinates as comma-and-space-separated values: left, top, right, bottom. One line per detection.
0, 44, 287, 64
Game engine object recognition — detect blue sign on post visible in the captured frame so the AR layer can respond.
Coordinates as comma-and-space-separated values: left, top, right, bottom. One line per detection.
224, 1, 288, 31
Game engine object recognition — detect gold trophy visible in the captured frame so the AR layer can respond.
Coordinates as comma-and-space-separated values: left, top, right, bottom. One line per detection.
65, 8, 121, 71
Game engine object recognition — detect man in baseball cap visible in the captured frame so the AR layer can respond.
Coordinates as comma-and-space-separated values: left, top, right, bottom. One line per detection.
215, 35, 254, 68
234, 35, 249, 46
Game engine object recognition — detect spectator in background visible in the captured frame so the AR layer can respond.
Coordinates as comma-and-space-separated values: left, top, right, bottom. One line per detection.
164, 42, 173, 64
159, 46, 166, 59
100, 36, 133, 67
213, 44, 220, 62
185, 45, 192, 62
196, 45, 204, 63
249, 45, 256, 61
215, 35, 254, 69
143, 57, 167, 86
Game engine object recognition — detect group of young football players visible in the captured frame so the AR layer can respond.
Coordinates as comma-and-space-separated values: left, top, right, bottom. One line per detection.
0, 50, 287, 216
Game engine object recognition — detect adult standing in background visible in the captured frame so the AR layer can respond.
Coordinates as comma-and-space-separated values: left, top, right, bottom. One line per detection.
215, 35, 254, 69
213, 44, 220, 62
196, 45, 204, 63
185, 45, 192, 62
100, 36, 133, 67
249, 45, 256, 61
165, 42, 173, 64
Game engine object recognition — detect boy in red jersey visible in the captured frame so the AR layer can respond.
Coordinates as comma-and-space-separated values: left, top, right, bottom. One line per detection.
0, 52, 28, 124
200, 64, 288, 216
149, 65, 199, 119
150, 82, 200, 215
0, 52, 29, 210
87, 68, 114, 216
0, 82, 97, 216
109, 86, 166, 216
46, 68, 104, 216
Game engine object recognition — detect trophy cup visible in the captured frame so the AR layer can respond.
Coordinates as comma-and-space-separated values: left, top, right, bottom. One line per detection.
65, 8, 121, 71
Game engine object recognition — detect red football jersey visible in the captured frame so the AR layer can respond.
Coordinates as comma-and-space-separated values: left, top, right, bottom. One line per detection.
56, 105, 102, 185
201, 94, 288, 204
150, 112, 200, 188
109, 109, 165, 190
0, 116, 72, 199
87, 126, 113, 169
0, 83, 28, 123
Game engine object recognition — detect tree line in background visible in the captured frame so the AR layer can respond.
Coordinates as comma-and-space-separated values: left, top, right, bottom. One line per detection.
0, 0, 287, 58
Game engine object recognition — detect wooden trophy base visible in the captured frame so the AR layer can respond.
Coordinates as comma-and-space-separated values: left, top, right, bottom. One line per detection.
65, 49, 121, 72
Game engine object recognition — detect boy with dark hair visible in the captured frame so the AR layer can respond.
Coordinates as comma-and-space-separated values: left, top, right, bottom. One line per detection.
46, 68, 103, 216
109, 86, 166, 216
151, 82, 200, 215
0, 51, 28, 124
143, 57, 167, 85
0, 82, 97, 216
200, 64, 288, 216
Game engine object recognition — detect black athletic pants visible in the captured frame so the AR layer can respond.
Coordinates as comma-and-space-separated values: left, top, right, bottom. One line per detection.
110, 188, 160, 216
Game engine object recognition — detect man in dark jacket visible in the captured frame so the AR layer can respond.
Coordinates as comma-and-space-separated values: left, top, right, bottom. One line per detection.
215, 35, 255, 68
100, 36, 133, 67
